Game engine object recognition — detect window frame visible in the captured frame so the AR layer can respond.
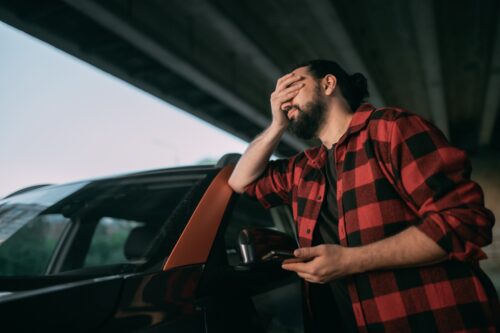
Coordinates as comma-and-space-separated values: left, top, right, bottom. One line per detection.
1, 168, 217, 278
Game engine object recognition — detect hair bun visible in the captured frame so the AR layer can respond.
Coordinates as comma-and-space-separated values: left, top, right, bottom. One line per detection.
349, 73, 369, 100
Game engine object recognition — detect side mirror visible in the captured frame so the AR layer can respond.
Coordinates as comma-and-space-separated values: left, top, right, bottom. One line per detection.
198, 228, 299, 296
237, 228, 297, 265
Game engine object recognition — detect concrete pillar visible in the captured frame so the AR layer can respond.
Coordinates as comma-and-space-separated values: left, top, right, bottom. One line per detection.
471, 152, 500, 292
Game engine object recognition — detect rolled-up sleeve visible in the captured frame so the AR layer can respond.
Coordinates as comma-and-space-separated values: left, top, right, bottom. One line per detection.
244, 156, 296, 209
389, 113, 495, 262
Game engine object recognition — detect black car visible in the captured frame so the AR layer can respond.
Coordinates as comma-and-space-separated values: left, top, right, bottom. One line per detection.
0, 155, 304, 332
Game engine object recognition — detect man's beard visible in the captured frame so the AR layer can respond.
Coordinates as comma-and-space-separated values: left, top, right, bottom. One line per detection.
288, 94, 327, 140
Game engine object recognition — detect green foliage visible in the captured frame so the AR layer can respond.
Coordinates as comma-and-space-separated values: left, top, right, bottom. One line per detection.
0, 215, 140, 276
0, 215, 67, 276
83, 218, 141, 267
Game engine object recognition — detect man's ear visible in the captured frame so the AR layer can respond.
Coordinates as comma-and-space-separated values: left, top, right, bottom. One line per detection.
323, 74, 337, 96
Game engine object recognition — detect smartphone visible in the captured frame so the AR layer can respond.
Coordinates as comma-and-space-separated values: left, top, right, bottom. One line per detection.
261, 250, 295, 261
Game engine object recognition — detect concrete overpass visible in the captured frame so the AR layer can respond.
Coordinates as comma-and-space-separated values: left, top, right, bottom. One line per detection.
1, 0, 499, 157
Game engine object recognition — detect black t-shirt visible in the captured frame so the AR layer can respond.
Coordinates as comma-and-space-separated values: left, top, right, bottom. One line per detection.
308, 144, 358, 333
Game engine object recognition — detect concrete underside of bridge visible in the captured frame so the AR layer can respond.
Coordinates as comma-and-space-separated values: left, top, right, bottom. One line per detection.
1, 0, 499, 156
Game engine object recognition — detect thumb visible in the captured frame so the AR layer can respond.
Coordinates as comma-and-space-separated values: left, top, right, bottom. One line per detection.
294, 246, 320, 258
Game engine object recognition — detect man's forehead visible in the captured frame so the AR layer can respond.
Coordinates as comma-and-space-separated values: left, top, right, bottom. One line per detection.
292, 66, 311, 77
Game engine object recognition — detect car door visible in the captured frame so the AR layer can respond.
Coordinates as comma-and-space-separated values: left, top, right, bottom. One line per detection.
199, 193, 304, 333
0, 169, 216, 332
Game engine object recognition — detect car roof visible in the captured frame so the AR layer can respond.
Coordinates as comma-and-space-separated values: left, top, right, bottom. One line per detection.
94, 164, 219, 181
4, 164, 220, 199
4, 153, 242, 199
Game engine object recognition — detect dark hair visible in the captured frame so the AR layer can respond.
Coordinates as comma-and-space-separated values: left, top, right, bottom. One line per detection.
294, 59, 369, 111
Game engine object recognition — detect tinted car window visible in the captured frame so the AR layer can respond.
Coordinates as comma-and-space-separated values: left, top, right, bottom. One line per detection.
0, 171, 209, 277
0, 214, 70, 276
0, 183, 87, 276
0, 183, 87, 244
83, 217, 144, 267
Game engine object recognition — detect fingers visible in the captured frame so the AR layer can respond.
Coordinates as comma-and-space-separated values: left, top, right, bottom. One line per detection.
275, 72, 294, 90
273, 83, 304, 108
281, 261, 308, 272
276, 73, 304, 92
271, 84, 302, 102
294, 245, 323, 258
280, 86, 303, 106
281, 258, 318, 274
270, 72, 305, 124
297, 272, 325, 284
273, 83, 304, 100
282, 82, 304, 95
283, 264, 324, 284
273, 80, 303, 101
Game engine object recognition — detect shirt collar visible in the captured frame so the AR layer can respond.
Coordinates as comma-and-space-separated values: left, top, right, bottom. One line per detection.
304, 103, 376, 168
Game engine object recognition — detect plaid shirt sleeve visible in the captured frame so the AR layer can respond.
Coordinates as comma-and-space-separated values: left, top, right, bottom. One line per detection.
243, 155, 298, 209
389, 113, 495, 262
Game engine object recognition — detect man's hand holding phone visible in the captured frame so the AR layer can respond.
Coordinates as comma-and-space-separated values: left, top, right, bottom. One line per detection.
281, 244, 360, 284
261, 250, 312, 264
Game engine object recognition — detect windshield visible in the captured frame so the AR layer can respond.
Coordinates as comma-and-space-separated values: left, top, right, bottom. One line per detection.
0, 172, 208, 277
0, 183, 88, 244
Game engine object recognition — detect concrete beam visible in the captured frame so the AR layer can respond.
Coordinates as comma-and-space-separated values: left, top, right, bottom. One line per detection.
181, 0, 282, 80
0, 5, 255, 147
479, 6, 500, 146
61, 0, 307, 151
306, 0, 386, 107
410, 0, 450, 138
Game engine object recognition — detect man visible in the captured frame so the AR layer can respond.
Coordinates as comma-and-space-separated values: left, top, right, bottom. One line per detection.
228, 60, 499, 332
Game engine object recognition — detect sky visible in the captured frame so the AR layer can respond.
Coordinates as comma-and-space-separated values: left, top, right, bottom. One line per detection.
0, 21, 249, 198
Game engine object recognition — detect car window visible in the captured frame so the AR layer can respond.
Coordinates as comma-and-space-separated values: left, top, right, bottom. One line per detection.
0, 183, 87, 276
0, 171, 211, 277
56, 174, 209, 274
0, 182, 87, 244
0, 214, 70, 276
83, 217, 144, 267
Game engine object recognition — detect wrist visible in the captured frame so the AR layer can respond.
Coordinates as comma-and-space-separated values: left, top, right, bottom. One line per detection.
349, 246, 374, 274
268, 122, 288, 136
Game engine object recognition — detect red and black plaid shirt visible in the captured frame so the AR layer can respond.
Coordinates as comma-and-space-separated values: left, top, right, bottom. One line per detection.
245, 103, 499, 332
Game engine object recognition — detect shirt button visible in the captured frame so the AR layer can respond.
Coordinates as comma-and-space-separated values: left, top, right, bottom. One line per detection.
306, 228, 311, 234
317, 195, 322, 200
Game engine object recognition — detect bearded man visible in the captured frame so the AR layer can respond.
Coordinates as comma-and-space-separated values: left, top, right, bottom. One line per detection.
228, 60, 499, 332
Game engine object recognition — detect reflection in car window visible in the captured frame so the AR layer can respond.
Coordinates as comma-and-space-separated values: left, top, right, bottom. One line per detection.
0, 183, 87, 276
84, 217, 143, 267
0, 214, 70, 276
0, 182, 87, 243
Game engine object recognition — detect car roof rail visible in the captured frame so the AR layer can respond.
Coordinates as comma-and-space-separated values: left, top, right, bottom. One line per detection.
215, 153, 241, 168
3, 184, 53, 199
